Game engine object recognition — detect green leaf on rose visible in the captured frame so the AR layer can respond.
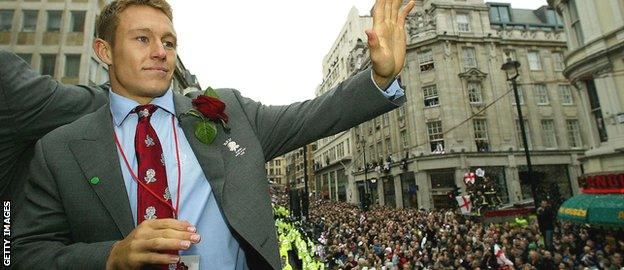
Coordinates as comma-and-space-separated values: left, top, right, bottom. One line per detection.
194, 120, 217, 145
203, 87, 219, 99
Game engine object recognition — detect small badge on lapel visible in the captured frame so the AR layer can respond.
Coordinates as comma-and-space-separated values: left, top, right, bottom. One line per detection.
223, 138, 246, 157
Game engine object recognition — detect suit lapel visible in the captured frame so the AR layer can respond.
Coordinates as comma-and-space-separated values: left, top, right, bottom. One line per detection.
69, 105, 134, 237
173, 93, 226, 206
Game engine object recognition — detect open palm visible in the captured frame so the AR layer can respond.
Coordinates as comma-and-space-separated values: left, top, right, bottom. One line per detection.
367, 0, 416, 88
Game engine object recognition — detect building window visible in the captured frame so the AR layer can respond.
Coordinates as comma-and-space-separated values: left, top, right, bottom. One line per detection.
527, 51, 542, 70
17, 54, 32, 66
468, 82, 483, 103
385, 138, 391, 154
418, 49, 434, 72
541, 119, 558, 149
586, 80, 608, 142
457, 13, 470, 32
0, 10, 13, 31
400, 130, 408, 149
553, 52, 565, 71
510, 83, 524, 105
397, 106, 405, 119
473, 119, 490, 152
558, 85, 573, 105
569, 0, 584, 46
70, 11, 86, 32
46, 10, 62, 32
22, 10, 38, 32
64, 54, 81, 78
546, 9, 562, 26
566, 119, 582, 148
515, 119, 532, 150
427, 121, 444, 153
423, 84, 439, 107
40, 54, 57, 76
535, 84, 549, 105
382, 113, 389, 127
462, 47, 477, 70
489, 5, 510, 23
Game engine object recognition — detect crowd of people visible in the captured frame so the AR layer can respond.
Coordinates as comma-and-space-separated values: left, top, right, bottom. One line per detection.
274, 192, 623, 270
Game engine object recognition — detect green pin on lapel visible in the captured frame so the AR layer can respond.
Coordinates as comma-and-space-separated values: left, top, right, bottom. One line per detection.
90, 176, 100, 185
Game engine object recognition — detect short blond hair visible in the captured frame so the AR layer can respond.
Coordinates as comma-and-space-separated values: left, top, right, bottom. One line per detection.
96, 0, 173, 45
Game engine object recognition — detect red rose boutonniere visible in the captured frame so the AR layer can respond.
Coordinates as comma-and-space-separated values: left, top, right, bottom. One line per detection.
186, 87, 230, 145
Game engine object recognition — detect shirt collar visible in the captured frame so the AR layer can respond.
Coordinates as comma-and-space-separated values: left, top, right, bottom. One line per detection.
109, 87, 176, 127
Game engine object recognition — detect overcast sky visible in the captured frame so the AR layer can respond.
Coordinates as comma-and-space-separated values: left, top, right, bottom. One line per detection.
168, 0, 548, 105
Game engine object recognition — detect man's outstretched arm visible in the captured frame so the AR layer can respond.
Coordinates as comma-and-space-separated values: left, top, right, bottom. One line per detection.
0, 50, 109, 142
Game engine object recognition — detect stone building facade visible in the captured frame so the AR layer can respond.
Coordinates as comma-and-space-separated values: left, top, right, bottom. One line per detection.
285, 145, 316, 192
316, 0, 591, 210
547, 0, 624, 176
313, 7, 371, 202
0, 0, 198, 91
265, 156, 287, 187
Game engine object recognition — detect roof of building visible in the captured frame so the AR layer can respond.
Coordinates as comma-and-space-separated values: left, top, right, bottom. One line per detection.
487, 2, 563, 28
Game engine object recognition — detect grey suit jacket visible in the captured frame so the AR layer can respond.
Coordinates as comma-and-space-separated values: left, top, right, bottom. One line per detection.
13, 68, 405, 269
0, 50, 108, 206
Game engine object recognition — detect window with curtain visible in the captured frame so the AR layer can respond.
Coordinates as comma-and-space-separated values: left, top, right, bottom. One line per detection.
71, 10, 86, 32
457, 13, 470, 32
427, 121, 444, 152
489, 5, 510, 23
535, 84, 549, 105
22, 10, 38, 32
423, 85, 439, 107
46, 10, 62, 32
527, 51, 542, 70
541, 119, 558, 149
568, 0, 584, 46
0, 10, 13, 31
559, 85, 573, 105
41, 54, 57, 76
418, 49, 434, 72
566, 119, 582, 148
473, 119, 490, 152
552, 52, 565, 71
468, 82, 483, 103
64, 54, 81, 78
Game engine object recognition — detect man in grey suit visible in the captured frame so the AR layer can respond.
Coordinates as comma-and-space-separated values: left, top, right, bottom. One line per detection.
13, 0, 415, 269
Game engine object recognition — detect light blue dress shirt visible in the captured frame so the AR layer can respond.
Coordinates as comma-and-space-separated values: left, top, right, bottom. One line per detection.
109, 89, 248, 270
108, 75, 403, 269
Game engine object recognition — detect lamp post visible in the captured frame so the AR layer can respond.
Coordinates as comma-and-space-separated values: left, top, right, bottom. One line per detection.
302, 145, 309, 219
501, 58, 540, 230
358, 137, 370, 210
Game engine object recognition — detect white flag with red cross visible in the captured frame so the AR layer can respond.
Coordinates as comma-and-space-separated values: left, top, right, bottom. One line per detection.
495, 244, 514, 266
456, 195, 472, 215
463, 172, 476, 184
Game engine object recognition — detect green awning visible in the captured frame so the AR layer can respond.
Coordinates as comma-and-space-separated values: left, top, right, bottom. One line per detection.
557, 193, 624, 227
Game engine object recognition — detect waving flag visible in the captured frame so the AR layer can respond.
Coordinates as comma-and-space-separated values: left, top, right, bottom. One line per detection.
456, 195, 472, 215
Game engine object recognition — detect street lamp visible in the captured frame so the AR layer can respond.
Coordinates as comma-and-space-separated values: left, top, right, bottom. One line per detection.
358, 137, 370, 210
501, 58, 540, 230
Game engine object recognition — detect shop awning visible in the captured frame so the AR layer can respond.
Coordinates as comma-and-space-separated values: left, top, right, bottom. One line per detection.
557, 193, 624, 227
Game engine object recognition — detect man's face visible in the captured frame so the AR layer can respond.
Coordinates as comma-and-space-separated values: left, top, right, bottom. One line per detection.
103, 5, 177, 104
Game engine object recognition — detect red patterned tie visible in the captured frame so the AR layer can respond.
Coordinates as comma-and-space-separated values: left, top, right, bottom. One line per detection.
134, 104, 186, 270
